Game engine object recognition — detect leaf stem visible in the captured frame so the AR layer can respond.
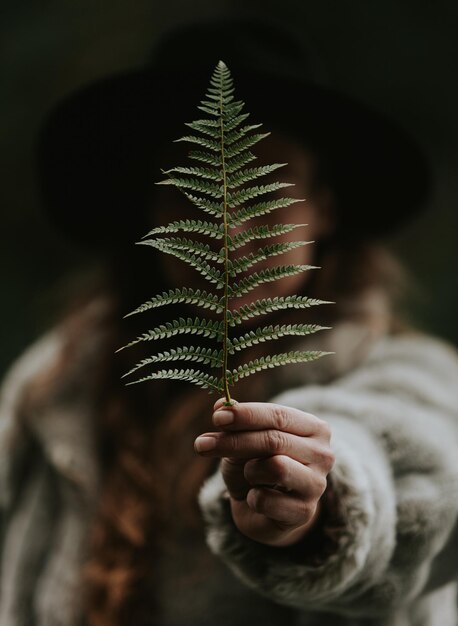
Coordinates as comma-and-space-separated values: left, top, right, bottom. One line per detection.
219, 66, 232, 404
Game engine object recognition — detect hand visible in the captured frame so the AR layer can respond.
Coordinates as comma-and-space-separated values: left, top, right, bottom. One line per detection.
194, 398, 335, 547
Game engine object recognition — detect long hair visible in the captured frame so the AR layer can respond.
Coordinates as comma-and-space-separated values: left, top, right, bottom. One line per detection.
49, 231, 405, 625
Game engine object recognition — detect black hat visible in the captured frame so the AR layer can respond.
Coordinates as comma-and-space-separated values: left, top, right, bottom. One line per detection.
36, 16, 431, 248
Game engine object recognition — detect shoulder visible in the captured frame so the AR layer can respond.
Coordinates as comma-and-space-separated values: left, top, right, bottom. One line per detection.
340, 331, 458, 414
0, 327, 65, 507
0, 296, 113, 415
0, 297, 113, 501
368, 331, 458, 376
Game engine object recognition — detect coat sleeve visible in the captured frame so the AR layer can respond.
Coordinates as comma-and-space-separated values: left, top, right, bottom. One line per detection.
198, 334, 458, 618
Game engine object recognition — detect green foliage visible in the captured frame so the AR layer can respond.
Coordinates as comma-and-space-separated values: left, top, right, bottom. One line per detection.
119, 61, 332, 402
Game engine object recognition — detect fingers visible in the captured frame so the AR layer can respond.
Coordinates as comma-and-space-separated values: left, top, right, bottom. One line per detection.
220, 457, 250, 500
195, 429, 335, 469
220, 455, 327, 501
214, 397, 238, 411
245, 487, 319, 527
212, 399, 330, 439
243, 455, 327, 497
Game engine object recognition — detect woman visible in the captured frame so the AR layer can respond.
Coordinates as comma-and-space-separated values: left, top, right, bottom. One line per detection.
1, 17, 458, 626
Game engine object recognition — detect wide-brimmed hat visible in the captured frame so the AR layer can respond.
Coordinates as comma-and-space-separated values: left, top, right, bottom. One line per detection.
36, 16, 431, 249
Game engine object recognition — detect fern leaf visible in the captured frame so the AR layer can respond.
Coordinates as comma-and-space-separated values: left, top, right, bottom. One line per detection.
162, 166, 222, 182
229, 241, 312, 276
229, 265, 317, 298
228, 296, 332, 325
157, 176, 223, 199
230, 223, 307, 249
120, 60, 333, 400
227, 163, 287, 188
117, 317, 224, 351
222, 101, 245, 119
224, 151, 257, 173
223, 112, 250, 133
227, 324, 329, 353
188, 150, 222, 166
228, 197, 303, 226
138, 240, 224, 286
142, 219, 224, 240
225, 133, 270, 159
122, 346, 223, 378
174, 134, 220, 152
140, 236, 223, 263
182, 193, 223, 217
124, 288, 224, 318
227, 182, 294, 207
127, 368, 221, 392
224, 124, 263, 146
227, 351, 332, 384
184, 120, 220, 138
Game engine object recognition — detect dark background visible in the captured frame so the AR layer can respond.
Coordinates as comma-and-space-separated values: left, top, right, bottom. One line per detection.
1, 0, 457, 378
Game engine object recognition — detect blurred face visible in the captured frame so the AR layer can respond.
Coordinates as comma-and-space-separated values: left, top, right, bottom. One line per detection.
151, 134, 334, 309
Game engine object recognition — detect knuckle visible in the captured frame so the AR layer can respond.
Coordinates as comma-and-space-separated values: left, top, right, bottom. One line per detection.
239, 403, 254, 427
313, 475, 328, 497
315, 417, 332, 439
268, 455, 290, 484
304, 501, 318, 521
271, 405, 292, 431
226, 433, 240, 453
265, 429, 288, 453
316, 446, 335, 472
297, 499, 316, 521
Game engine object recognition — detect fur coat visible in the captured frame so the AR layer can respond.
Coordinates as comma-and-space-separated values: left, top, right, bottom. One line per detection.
0, 296, 458, 626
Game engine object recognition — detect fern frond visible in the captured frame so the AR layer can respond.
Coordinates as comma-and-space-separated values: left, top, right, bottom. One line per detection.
137, 240, 224, 286
222, 101, 245, 119
227, 324, 329, 353
223, 112, 250, 132
225, 133, 270, 159
224, 124, 263, 146
197, 105, 220, 116
124, 288, 224, 318
227, 296, 332, 325
224, 151, 257, 173
142, 219, 224, 239
141, 237, 224, 263
184, 120, 220, 138
127, 368, 221, 391
188, 150, 222, 166
226, 182, 294, 207
229, 241, 312, 275
120, 60, 333, 400
117, 317, 224, 351
227, 163, 286, 188
162, 166, 222, 182
229, 223, 306, 249
122, 346, 223, 378
157, 176, 223, 199
228, 197, 303, 226
227, 351, 332, 384
229, 265, 317, 297
174, 134, 220, 152
182, 193, 223, 217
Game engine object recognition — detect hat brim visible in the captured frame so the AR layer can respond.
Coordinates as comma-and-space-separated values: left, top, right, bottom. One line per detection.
36, 65, 431, 247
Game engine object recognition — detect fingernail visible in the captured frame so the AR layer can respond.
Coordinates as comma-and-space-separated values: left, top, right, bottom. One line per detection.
194, 436, 217, 452
213, 409, 234, 426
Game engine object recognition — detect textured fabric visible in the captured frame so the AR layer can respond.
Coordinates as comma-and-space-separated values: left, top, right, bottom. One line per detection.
1, 296, 458, 625
199, 333, 458, 625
